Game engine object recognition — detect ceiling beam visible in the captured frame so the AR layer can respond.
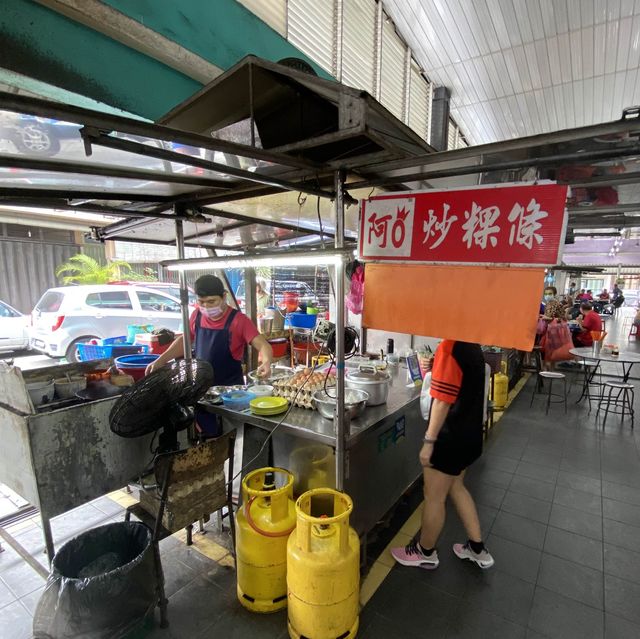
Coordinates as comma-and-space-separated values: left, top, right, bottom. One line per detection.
0, 187, 173, 202
0, 154, 231, 189
568, 203, 640, 215
0, 91, 319, 170
348, 145, 640, 190
357, 114, 640, 174
85, 131, 335, 200
197, 207, 336, 238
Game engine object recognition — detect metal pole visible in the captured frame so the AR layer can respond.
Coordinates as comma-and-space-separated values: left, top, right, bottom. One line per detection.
175, 216, 193, 363
334, 170, 346, 491
245, 268, 258, 374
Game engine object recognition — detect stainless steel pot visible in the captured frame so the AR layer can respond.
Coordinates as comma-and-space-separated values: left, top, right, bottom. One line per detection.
345, 365, 391, 406
313, 389, 369, 420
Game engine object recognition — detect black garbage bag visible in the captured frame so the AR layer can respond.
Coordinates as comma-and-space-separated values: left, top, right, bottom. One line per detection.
33, 522, 157, 639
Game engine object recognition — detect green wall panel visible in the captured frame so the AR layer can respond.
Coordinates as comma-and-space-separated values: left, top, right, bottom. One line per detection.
102, 0, 330, 78
2, 0, 330, 120
0, 0, 201, 119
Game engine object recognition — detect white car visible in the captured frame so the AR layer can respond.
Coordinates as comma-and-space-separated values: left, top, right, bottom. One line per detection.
0, 300, 30, 353
30, 284, 183, 362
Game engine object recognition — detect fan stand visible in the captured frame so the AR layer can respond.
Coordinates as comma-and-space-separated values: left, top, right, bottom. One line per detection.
158, 426, 180, 454
155, 404, 194, 454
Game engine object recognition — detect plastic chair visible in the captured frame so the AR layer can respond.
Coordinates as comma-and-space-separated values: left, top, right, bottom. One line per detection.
597, 382, 635, 429
125, 431, 237, 628
530, 371, 567, 415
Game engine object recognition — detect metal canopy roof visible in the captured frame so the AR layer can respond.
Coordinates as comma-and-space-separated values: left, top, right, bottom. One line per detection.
2, 56, 640, 251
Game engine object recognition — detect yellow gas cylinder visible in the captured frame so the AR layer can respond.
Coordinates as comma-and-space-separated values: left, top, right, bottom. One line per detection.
287, 488, 360, 639
493, 361, 509, 410
236, 467, 296, 613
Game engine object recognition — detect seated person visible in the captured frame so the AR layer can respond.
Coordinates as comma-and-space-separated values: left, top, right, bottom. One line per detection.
574, 302, 603, 347
598, 289, 610, 301
541, 286, 565, 320
586, 290, 594, 301
576, 289, 588, 301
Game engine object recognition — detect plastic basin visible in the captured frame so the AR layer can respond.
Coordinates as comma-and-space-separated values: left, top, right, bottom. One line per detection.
114, 354, 159, 381
286, 312, 317, 329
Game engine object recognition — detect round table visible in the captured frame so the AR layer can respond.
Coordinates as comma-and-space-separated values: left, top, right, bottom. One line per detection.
570, 347, 640, 382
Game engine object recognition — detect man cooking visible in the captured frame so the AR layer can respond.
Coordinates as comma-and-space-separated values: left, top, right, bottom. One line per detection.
146, 274, 272, 434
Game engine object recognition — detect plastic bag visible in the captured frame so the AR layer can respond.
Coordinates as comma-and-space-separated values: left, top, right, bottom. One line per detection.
345, 265, 364, 315
420, 371, 432, 419
544, 320, 574, 362
536, 318, 547, 336
33, 522, 156, 639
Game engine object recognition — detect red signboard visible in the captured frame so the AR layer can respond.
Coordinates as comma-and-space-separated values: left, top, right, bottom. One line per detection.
358, 183, 568, 266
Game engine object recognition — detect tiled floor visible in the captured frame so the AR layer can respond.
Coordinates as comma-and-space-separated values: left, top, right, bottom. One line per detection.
2, 311, 640, 638
360, 320, 640, 639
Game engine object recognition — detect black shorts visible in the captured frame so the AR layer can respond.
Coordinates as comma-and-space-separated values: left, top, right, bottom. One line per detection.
429, 440, 482, 476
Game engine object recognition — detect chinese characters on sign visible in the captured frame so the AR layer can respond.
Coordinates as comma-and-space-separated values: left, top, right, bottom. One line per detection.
358, 184, 568, 266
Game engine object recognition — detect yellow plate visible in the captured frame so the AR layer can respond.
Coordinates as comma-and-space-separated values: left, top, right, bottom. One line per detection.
250, 396, 288, 411
251, 406, 289, 416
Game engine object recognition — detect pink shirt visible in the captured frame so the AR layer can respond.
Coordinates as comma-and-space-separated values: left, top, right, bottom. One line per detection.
189, 307, 259, 361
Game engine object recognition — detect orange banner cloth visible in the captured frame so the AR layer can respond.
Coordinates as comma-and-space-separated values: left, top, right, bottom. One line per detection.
363, 264, 546, 351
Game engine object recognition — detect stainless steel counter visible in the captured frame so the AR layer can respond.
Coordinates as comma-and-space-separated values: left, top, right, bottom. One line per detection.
200, 365, 424, 536
198, 364, 421, 448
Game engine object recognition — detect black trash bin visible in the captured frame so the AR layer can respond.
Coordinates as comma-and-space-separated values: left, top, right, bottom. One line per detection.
33, 522, 157, 639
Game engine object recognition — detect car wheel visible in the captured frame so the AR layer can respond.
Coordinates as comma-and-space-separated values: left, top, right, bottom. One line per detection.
66, 336, 99, 363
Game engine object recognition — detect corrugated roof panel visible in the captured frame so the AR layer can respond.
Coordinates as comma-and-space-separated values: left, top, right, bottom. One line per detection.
287, 0, 335, 74
341, 0, 377, 93
408, 61, 429, 140
236, 0, 287, 35
380, 17, 406, 120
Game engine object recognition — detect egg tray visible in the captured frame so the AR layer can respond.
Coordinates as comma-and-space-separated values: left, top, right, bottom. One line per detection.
272, 372, 336, 409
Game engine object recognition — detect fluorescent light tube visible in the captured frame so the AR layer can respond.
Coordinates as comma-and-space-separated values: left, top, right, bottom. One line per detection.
161, 249, 349, 272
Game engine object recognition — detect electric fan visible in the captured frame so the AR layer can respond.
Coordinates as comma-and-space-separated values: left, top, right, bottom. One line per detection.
109, 359, 214, 453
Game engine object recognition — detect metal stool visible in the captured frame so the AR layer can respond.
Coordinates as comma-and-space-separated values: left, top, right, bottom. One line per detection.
597, 381, 635, 428
579, 358, 605, 412
530, 371, 567, 415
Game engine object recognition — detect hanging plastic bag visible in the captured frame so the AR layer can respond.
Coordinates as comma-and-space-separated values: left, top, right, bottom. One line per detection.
420, 371, 432, 420
345, 264, 365, 315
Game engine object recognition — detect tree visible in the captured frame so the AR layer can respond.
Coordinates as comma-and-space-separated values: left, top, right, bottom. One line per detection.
55, 254, 139, 285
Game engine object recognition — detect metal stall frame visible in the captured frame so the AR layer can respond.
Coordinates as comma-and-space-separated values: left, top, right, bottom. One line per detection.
2, 56, 640, 549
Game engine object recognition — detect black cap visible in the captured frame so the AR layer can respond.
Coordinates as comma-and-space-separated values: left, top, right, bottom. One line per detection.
194, 275, 225, 297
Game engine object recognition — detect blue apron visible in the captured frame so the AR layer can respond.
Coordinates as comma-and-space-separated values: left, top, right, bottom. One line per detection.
194, 308, 244, 436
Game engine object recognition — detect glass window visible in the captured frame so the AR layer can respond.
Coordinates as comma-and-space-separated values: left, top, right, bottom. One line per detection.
0, 301, 19, 318
41, 228, 74, 243
136, 291, 180, 313
85, 291, 133, 309
35, 291, 64, 312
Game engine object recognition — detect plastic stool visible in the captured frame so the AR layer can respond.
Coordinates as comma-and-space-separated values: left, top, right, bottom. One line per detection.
530, 371, 567, 415
597, 381, 635, 428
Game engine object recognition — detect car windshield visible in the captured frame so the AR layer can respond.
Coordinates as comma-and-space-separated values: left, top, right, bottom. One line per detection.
35, 291, 64, 312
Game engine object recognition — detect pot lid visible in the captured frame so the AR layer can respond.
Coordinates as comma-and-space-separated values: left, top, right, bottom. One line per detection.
346, 366, 390, 382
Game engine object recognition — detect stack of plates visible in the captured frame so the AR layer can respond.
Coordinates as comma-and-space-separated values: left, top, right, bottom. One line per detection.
250, 396, 289, 416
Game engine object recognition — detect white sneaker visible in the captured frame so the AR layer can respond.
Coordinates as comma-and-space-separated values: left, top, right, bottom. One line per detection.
453, 542, 495, 569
